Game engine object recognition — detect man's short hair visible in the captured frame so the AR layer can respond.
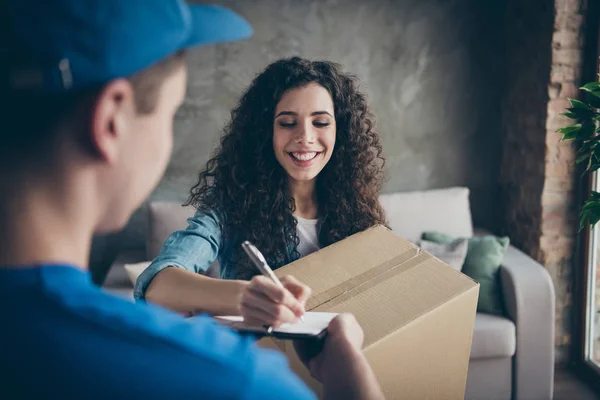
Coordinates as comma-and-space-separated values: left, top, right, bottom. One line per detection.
0, 51, 186, 166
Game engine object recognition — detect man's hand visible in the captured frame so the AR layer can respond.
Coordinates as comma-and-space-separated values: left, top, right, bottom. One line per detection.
293, 313, 364, 381
293, 314, 384, 400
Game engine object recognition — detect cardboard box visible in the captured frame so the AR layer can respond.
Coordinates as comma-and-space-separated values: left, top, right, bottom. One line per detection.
259, 225, 479, 400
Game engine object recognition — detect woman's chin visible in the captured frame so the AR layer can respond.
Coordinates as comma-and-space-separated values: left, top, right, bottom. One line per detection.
286, 170, 320, 183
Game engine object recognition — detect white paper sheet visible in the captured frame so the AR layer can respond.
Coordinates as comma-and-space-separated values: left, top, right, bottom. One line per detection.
215, 312, 338, 336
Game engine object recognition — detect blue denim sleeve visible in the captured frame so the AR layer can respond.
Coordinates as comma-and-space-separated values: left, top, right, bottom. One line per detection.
134, 208, 222, 300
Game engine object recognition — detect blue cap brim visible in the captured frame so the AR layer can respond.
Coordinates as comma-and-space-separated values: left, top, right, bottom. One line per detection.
184, 5, 253, 48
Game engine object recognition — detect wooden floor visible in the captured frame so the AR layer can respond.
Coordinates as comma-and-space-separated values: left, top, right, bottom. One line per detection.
554, 369, 599, 400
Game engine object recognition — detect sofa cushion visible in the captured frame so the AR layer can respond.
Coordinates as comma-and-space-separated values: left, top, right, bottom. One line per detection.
470, 313, 516, 359
102, 250, 146, 300
147, 202, 195, 260
419, 239, 468, 270
102, 249, 146, 289
124, 261, 152, 285
379, 187, 473, 243
422, 231, 509, 316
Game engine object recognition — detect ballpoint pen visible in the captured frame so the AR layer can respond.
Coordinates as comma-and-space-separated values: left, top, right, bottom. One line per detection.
242, 240, 305, 322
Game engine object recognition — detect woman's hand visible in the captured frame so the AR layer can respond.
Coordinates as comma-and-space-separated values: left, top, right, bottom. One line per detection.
239, 275, 311, 327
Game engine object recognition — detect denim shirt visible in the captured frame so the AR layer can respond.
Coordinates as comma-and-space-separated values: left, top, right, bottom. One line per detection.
133, 207, 299, 300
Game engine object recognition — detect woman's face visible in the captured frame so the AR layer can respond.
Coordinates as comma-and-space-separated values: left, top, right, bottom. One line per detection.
273, 83, 336, 184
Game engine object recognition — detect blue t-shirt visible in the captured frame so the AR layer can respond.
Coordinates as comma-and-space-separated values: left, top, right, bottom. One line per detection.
0, 265, 315, 399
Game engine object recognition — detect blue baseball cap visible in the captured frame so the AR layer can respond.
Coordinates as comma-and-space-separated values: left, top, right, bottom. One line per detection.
4, 0, 253, 94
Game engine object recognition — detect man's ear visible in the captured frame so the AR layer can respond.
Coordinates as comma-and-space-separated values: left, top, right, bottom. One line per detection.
89, 79, 136, 163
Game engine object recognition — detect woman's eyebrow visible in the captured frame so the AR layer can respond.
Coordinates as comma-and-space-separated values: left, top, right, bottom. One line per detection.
275, 110, 333, 118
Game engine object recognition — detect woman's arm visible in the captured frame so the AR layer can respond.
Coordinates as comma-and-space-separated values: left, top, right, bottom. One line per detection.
136, 208, 309, 323
134, 208, 224, 301
146, 268, 310, 324
145, 267, 248, 315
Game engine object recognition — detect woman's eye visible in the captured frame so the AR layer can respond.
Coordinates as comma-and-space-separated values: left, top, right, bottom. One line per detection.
313, 121, 330, 128
278, 121, 296, 128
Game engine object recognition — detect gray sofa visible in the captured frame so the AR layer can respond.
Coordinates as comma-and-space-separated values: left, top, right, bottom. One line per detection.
103, 187, 555, 400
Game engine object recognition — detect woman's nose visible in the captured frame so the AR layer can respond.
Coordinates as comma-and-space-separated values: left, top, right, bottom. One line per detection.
295, 122, 316, 144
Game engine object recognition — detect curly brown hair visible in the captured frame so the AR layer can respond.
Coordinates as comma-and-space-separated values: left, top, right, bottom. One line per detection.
186, 57, 387, 279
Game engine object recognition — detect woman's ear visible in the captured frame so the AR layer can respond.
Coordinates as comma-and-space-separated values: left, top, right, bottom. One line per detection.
89, 79, 136, 163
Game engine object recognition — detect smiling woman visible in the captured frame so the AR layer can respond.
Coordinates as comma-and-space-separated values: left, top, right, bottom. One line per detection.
133, 56, 387, 328
273, 83, 337, 192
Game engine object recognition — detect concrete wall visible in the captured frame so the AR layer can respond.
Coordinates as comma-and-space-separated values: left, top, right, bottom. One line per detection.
91, 0, 506, 281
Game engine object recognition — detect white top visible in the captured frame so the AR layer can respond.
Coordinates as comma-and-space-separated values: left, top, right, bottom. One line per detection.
295, 216, 321, 258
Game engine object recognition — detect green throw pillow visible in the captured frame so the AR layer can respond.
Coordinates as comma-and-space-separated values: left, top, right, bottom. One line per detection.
421, 231, 510, 316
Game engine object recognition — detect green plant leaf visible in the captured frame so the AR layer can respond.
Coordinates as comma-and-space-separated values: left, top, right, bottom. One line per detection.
577, 153, 590, 164
561, 132, 578, 140
576, 138, 594, 160
587, 93, 600, 108
585, 147, 600, 173
557, 123, 581, 140
569, 98, 591, 109
580, 121, 596, 139
592, 146, 600, 161
557, 123, 581, 134
581, 200, 600, 219
580, 142, 592, 152
567, 106, 596, 120
579, 194, 600, 229
587, 158, 596, 173
562, 111, 579, 119
581, 82, 600, 93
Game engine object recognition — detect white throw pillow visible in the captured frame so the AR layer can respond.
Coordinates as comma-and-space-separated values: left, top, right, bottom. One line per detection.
379, 187, 473, 243
124, 261, 152, 285
419, 239, 468, 271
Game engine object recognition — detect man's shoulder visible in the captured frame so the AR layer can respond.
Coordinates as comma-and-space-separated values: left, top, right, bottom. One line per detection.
69, 284, 313, 398
0, 266, 259, 377
63, 283, 258, 367
0, 266, 314, 399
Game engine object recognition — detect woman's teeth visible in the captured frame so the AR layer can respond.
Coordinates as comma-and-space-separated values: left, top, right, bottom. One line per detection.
291, 152, 318, 161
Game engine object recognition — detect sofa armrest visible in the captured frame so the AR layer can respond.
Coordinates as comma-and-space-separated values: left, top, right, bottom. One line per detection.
102, 249, 147, 289
500, 244, 555, 400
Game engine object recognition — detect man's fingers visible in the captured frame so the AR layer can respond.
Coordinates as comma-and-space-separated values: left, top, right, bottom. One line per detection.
328, 313, 364, 350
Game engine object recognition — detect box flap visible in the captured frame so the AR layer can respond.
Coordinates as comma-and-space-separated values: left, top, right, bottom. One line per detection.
275, 225, 419, 310
313, 261, 478, 347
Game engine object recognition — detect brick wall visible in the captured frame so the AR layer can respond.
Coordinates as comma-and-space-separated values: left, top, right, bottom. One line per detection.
542, 0, 585, 363
500, 0, 586, 364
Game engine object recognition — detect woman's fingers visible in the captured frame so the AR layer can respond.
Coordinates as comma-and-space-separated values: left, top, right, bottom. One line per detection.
247, 276, 305, 317
240, 275, 312, 326
280, 275, 311, 306
242, 303, 279, 327
240, 289, 298, 326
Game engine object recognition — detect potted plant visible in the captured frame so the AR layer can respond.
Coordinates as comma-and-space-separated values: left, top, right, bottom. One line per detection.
557, 80, 600, 228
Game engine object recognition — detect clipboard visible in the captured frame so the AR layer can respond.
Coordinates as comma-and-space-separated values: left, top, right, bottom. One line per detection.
214, 312, 338, 340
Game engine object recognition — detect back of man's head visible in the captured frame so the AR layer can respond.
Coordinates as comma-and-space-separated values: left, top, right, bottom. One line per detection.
0, 0, 252, 171
1, 48, 187, 170
0, 0, 251, 234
